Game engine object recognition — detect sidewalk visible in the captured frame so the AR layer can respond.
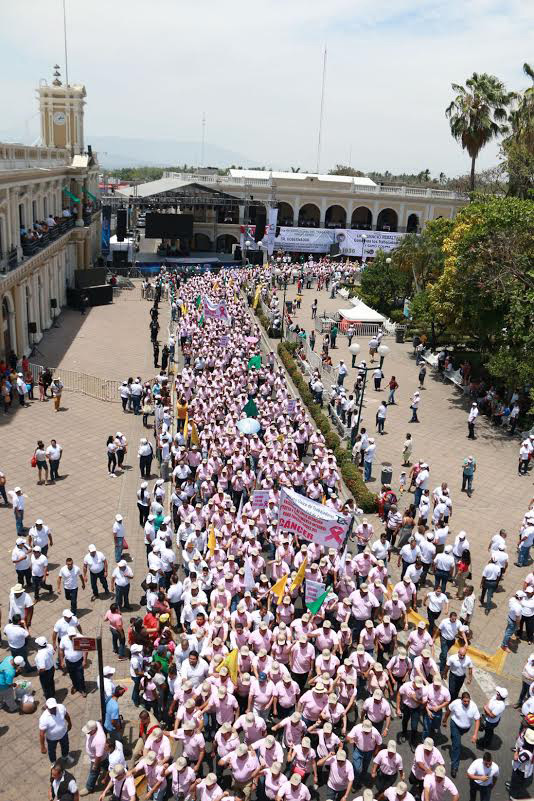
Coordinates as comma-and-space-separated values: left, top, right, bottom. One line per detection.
275, 282, 533, 658
0, 290, 169, 796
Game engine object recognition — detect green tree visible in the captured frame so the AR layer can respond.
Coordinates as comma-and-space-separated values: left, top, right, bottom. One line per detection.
358, 251, 413, 316
445, 72, 514, 191
503, 63, 534, 198
328, 165, 365, 177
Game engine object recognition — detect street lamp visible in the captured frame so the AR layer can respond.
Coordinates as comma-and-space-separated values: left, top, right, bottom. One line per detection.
361, 233, 367, 265
349, 342, 361, 368
280, 275, 289, 339
386, 257, 391, 265
351, 342, 390, 445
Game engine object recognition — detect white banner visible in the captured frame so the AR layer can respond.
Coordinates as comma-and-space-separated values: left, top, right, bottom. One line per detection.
334, 228, 405, 258
273, 227, 335, 253
251, 489, 270, 510
263, 207, 279, 256
277, 488, 348, 550
286, 399, 297, 415
204, 297, 228, 321
305, 579, 326, 604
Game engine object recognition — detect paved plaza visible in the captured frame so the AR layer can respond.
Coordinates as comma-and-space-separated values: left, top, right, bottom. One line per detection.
277, 282, 533, 661
0, 278, 529, 800
0, 286, 166, 796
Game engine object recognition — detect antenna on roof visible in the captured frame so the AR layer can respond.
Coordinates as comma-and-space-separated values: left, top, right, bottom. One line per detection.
201, 112, 206, 167
62, 0, 70, 86
316, 45, 327, 175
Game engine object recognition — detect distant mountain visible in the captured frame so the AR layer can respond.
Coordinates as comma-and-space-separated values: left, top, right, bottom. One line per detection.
87, 135, 253, 169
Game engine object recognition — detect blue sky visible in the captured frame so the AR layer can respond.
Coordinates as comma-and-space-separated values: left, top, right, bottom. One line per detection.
0, 0, 532, 176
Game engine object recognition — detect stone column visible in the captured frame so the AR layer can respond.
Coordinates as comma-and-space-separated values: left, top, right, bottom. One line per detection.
76, 180, 84, 227
14, 281, 29, 355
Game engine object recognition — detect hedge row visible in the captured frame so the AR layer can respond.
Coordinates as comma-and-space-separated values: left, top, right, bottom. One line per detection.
277, 341, 378, 513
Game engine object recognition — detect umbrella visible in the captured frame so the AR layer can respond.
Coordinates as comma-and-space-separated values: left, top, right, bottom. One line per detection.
246, 336, 259, 344
237, 418, 261, 435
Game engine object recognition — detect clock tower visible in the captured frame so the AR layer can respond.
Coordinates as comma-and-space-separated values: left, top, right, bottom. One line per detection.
38, 65, 86, 154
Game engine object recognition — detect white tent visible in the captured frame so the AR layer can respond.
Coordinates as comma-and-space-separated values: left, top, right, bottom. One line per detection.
338, 299, 385, 323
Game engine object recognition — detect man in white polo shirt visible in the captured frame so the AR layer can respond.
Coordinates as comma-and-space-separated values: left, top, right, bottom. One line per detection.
467, 752, 499, 801
83, 544, 109, 600
442, 691, 480, 778
39, 697, 73, 764
56, 557, 85, 615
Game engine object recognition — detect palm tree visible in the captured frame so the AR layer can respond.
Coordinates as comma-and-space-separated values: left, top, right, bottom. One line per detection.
445, 72, 514, 190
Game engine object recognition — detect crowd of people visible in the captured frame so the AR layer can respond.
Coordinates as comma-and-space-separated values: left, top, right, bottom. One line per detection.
1, 260, 534, 801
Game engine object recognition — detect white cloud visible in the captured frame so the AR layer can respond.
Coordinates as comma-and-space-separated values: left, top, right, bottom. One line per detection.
0, 0, 531, 176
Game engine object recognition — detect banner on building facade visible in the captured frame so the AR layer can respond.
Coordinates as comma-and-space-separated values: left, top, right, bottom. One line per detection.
263, 207, 279, 256
334, 228, 405, 258
273, 227, 335, 253
277, 488, 349, 550
101, 206, 111, 255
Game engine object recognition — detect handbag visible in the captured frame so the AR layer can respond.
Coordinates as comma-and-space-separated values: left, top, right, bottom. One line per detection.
31, 454, 37, 468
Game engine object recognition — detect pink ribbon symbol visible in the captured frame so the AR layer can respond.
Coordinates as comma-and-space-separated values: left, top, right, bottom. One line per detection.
325, 525, 344, 545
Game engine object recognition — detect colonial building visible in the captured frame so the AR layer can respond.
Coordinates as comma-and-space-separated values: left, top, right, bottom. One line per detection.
114, 169, 467, 254
0, 68, 100, 359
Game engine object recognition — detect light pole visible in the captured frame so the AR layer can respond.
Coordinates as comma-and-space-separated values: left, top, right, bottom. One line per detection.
349, 343, 390, 445
280, 275, 288, 340
361, 233, 367, 265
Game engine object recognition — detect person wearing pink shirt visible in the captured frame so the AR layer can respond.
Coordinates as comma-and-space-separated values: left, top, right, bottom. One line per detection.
235, 711, 267, 744
359, 621, 377, 656
318, 749, 354, 801
394, 577, 417, 610
250, 734, 284, 768
375, 616, 397, 665
208, 685, 239, 725
214, 722, 241, 758
273, 674, 300, 718
276, 773, 311, 801
219, 742, 260, 790
383, 593, 407, 631
308, 720, 341, 761
82, 719, 106, 795
193, 772, 225, 801
397, 677, 428, 748
164, 756, 196, 799
347, 718, 382, 789
248, 672, 276, 718
362, 689, 391, 736
272, 710, 306, 747
423, 765, 459, 801
407, 622, 433, 660
298, 682, 329, 725
370, 741, 404, 800
383, 781, 415, 801
290, 636, 315, 690
408, 737, 444, 798
315, 649, 340, 678
287, 736, 319, 786
348, 584, 380, 641
173, 719, 205, 768
422, 676, 450, 740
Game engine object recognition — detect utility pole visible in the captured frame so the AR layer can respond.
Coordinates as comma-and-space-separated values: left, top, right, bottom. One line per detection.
316, 45, 327, 175
201, 113, 206, 167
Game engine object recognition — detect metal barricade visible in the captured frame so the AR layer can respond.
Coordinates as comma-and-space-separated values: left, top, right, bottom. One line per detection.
28, 363, 121, 403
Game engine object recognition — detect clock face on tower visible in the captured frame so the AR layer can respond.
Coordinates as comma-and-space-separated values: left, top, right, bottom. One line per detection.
53, 111, 66, 125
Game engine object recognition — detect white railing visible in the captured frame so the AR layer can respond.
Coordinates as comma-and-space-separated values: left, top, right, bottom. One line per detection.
28, 363, 121, 402
0, 142, 71, 171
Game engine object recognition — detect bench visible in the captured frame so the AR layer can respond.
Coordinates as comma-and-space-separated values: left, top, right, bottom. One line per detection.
444, 368, 468, 393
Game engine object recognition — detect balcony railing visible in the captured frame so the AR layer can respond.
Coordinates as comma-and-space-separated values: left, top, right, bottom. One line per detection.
0, 142, 71, 171
0, 217, 79, 276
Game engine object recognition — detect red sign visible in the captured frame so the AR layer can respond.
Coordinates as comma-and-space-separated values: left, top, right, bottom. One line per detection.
73, 636, 97, 652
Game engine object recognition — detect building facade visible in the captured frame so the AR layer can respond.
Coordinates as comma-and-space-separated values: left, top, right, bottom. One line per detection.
0, 70, 100, 359
114, 169, 467, 253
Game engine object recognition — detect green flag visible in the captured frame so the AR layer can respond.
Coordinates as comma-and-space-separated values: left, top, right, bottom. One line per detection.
306, 590, 330, 615
63, 187, 80, 203
199, 313, 205, 327
247, 354, 261, 370
82, 187, 97, 201
195, 295, 202, 308
243, 398, 258, 418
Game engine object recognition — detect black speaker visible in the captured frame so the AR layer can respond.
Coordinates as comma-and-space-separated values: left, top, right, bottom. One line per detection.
330, 244, 340, 256
116, 208, 127, 242
248, 250, 263, 265
50, 298, 57, 309
254, 209, 266, 241
28, 322, 37, 334
113, 249, 128, 265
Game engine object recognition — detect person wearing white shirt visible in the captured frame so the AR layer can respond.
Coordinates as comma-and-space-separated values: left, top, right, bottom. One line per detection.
59, 626, 87, 696
29, 519, 53, 556
45, 439, 63, 482
35, 636, 56, 699
467, 402, 479, 439
8, 584, 33, 625
39, 699, 73, 765
56, 558, 85, 615
83, 545, 109, 599
480, 558, 501, 615
467, 755, 499, 799
180, 651, 209, 688
443, 692, 480, 777
479, 687, 507, 749
363, 439, 376, 483
425, 588, 449, 635
31, 545, 53, 599
3, 614, 33, 671
111, 561, 134, 611
433, 547, 455, 593
12, 537, 32, 588
444, 648, 473, 700
437, 613, 467, 674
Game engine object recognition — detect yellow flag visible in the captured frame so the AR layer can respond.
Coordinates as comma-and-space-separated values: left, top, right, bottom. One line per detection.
181, 303, 187, 316
321, 495, 327, 505
183, 411, 189, 441
290, 558, 307, 592
216, 648, 238, 685
252, 284, 263, 310
191, 420, 200, 446
208, 525, 216, 557
271, 574, 289, 605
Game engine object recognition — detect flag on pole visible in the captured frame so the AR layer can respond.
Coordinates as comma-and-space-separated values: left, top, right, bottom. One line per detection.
290, 558, 307, 592
216, 647, 238, 684
306, 589, 330, 615
270, 574, 289, 605
243, 398, 258, 418
244, 557, 256, 591
195, 295, 202, 308
183, 411, 189, 443
208, 525, 216, 557
82, 187, 97, 201
191, 421, 200, 446
247, 354, 261, 370
181, 304, 188, 316
199, 313, 205, 327
252, 284, 263, 310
